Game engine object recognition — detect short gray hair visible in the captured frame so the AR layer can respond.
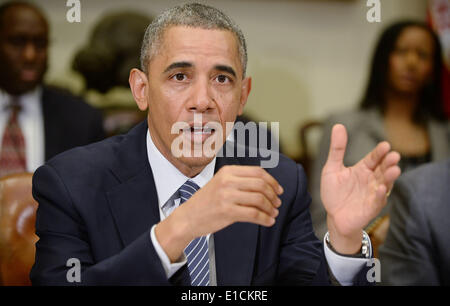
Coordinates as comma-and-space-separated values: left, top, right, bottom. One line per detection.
140, 2, 247, 77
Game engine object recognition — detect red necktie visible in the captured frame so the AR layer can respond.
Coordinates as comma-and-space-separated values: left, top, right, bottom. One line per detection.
0, 98, 27, 177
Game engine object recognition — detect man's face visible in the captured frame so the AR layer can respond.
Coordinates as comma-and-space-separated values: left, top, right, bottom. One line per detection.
132, 26, 251, 175
0, 5, 48, 95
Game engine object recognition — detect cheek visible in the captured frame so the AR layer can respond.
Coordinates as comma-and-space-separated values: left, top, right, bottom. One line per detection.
418, 61, 433, 81
37, 53, 48, 65
388, 55, 402, 76
1, 48, 20, 67
156, 87, 192, 134
213, 87, 241, 114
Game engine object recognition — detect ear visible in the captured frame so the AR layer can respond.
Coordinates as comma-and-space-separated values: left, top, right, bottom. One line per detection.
129, 68, 149, 111
237, 76, 252, 115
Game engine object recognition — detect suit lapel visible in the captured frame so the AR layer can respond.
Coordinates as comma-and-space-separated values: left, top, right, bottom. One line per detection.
213, 146, 259, 285
106, 121, 160, 247
41, 87, 57, 161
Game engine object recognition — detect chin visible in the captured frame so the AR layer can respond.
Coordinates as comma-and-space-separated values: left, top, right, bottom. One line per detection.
179, 155, 216, 168
13, 83, 40, 95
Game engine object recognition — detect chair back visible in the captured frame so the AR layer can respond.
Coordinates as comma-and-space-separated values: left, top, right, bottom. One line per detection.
366, 215, 390, 258
0, 172, 37, 286
297, 120, 323, 178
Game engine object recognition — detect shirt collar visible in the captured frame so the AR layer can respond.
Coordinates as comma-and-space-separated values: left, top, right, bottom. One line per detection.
0, 87, 42, 113
146, 129, 216, 209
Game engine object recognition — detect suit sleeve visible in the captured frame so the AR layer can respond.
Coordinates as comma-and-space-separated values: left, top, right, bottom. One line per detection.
275, 164, 330, 285
379, 177, 440, 285
30, 164, 184, 285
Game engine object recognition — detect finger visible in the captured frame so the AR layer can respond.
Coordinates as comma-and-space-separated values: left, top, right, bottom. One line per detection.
235, 177, 281, 207
361, 141, 391, 171
233, 190, 279, 218
374, 151, 401, 182
231, 205, 276, 227
383, 165, 401, 191
377, 151, 400, 176
324, 124, 347, 173
373, 184, 388, 213
230, 166, 283, 195
381, 151, 401, 172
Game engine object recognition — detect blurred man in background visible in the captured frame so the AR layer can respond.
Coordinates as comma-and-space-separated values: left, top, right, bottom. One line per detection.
380, 158, 450, 285
0, 1, 105, 177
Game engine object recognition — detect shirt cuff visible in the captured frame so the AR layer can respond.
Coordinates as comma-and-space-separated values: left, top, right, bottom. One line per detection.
323, 231, 372, 286
150, 224, 187, 279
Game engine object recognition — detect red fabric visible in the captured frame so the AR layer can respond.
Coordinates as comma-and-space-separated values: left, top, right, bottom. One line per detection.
428, 0, 450, 118
0, 104, 27, 177
443, 66, 450, 118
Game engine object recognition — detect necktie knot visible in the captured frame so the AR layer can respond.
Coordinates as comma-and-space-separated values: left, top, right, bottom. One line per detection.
6, 98, 22, 119
179, 180, 200, 204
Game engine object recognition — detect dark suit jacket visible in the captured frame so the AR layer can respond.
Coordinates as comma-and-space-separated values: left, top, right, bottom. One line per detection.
30, 120, 369, 285
41, 86, 105, 161
379, 158, 450, 285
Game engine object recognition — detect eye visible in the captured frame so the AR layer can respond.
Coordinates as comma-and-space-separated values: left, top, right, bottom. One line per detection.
34, 38, 48, 49
394, 47, 408, 55
171, 73, 187, 81
8, 37, 27, 48
417, 50, 431, 61
215, 74, 230, 84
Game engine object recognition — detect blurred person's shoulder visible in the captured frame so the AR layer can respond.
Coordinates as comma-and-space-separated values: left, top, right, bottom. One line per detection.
42, 85, 101, 115
323, 107, 382, 131
398, 158, 450, 198
391, 158, 450, 239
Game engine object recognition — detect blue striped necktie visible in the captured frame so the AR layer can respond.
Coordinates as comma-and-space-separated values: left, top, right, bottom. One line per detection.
179, 180, 210, 286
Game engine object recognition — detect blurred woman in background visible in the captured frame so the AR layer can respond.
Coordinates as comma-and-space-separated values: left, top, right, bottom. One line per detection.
310, 20, 450, 239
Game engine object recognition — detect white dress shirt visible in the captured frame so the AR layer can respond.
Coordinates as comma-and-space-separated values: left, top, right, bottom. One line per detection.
146, 129, 372, 285
0, 87, 45, 172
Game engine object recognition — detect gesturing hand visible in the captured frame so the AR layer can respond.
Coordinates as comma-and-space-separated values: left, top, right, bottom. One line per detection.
320, 124, 401, 254
155, 165, 283, 262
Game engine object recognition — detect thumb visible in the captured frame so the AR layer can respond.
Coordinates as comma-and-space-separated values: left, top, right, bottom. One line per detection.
324, 124, 348, 173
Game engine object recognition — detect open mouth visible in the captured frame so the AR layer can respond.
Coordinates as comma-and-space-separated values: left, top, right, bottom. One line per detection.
20, 69, 39, 82
189, 126, 214, 134
181, 123, 218, 143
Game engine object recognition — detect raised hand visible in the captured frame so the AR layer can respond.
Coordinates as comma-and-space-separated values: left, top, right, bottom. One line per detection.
155, 165, 283, 262
321, 124, 401, 254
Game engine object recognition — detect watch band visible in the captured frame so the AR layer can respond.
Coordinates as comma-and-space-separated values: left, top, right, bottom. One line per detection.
325, 231, 371, 258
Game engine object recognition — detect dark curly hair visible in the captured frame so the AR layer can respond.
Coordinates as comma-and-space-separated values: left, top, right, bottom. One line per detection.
72, 11, 153, 93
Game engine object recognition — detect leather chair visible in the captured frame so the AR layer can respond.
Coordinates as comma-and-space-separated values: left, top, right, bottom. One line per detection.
0, 172, 37, 286
366, 215, 390, 258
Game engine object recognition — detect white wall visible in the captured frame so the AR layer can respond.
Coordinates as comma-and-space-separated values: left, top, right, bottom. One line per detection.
31, 0, 427, 157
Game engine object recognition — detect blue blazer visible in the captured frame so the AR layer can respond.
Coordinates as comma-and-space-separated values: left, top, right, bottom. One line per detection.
30, 121, 368, 285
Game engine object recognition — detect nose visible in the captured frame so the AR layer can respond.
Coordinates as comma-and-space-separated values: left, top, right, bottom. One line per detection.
405, 50, 420, 70
188, 77, 214, 113
22, 42, 37, 62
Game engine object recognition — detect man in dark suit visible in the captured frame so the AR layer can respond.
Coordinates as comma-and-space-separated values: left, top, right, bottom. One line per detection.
31, 3, 400, 286
380, 158, 450, 285
0, 2, 104, 177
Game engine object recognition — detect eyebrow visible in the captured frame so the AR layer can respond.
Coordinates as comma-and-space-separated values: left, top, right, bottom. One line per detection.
163, 61, 237, 78
214, 65, 237, 78
163, 61, 192, 73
